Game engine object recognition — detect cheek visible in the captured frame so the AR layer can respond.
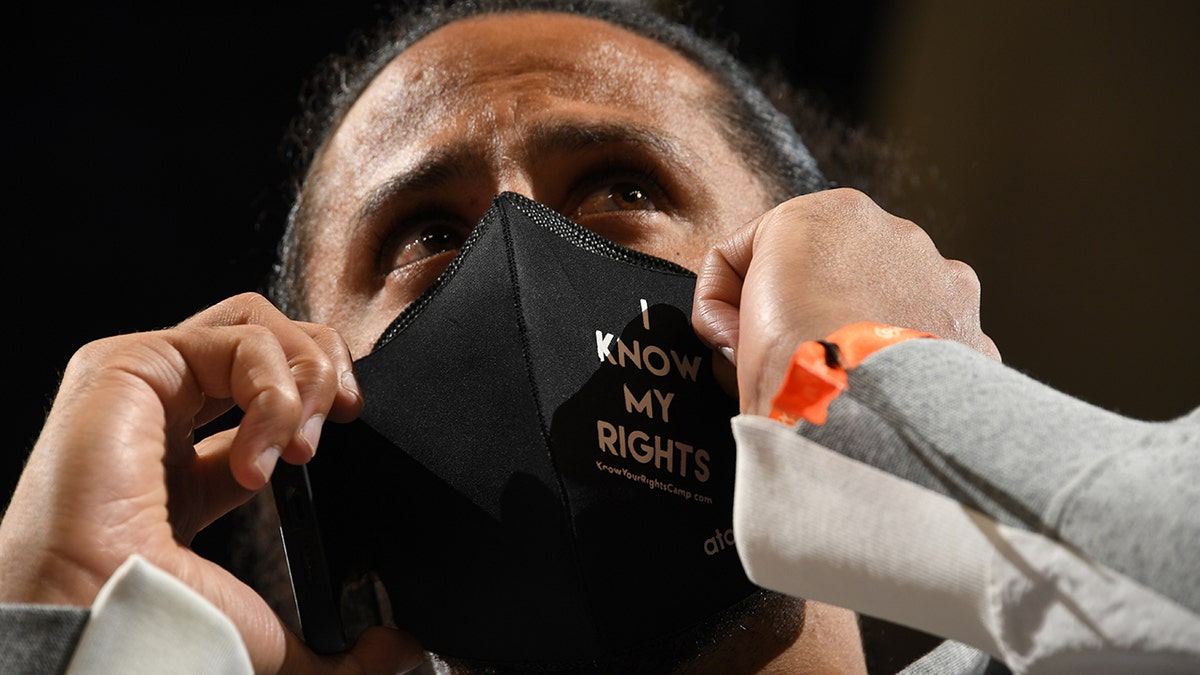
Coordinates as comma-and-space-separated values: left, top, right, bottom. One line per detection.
634, 229, 723, 274
312, 251, 458, 360
304, 289, 381, 359
298, 243, 385, 358
332, 309, 394, 359
661, 194, 774, 273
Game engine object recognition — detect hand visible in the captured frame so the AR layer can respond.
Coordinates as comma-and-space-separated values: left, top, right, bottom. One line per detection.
693, 188, 999, 416
0, 292, 423, 674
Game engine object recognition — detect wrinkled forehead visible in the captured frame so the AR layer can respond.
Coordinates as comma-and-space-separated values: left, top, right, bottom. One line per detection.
329, 12, 723, 159
386, 12, 715, 99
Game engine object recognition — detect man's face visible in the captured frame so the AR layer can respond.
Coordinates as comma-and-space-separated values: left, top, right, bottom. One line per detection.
301, 11, 776, 357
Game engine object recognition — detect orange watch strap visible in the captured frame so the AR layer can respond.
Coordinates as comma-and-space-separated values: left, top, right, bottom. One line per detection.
768, 322, 937, 425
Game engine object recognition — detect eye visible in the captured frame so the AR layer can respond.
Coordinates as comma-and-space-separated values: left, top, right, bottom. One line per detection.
384, 221, 467, 272
573, 181, 659, 218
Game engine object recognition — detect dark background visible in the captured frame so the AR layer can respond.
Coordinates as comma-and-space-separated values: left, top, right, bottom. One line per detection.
5, 0, 1197, 566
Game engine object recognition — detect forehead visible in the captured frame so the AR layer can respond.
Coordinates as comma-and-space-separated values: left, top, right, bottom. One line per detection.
390, 11, 714, 99
323, 12, 724, 173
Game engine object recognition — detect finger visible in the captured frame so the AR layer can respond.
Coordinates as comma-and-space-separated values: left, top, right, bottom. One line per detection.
194, 392, 238, 430
337, 626, 426, 675
183, 294, 361, 454
171, 428, 256, 540
176, 292, 289, 329
693, 212, 766, 357
295, 321, 363, 424
277, 625, 425, 675
693, 246, 744, 362
160, 325, 304, 491
944, 259, 1003, 362
981, 334, 1002, 362
168, 553, 303, 674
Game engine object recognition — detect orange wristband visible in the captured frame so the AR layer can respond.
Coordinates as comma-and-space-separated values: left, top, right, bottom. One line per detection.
768, 322, 937, 425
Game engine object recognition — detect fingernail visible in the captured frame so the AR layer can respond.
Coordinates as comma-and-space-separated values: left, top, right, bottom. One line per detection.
301, 414, 325, 456
257, 446, 281, 483
720, 346, 736, 365
341, 369, 361, 399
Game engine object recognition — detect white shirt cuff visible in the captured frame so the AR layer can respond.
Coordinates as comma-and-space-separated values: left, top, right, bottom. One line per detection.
65, 554, 253, 675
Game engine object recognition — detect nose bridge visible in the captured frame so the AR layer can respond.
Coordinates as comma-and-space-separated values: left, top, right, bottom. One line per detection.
480, 84, 538, 201
495, 167, 536, 201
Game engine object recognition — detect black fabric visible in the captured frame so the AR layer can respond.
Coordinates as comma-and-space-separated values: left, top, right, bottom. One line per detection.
275, 193, 755, 668
0, 605, 89, 674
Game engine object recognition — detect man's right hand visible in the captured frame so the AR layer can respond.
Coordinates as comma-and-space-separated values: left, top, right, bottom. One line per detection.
0, 292, 423, 674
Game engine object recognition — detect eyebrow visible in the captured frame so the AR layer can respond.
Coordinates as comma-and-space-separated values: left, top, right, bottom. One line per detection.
353, 119, 698, 228
528, 119, 692, 162
355, 151, 488, 227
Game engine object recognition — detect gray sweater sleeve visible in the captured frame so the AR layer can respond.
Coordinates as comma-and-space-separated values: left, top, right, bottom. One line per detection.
797, 338, 1200, 615
0, 605, 88, 675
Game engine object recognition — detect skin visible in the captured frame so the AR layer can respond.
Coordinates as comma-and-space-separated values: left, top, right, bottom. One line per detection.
299, 13, 864, 672
0, 11, 994, 675
298, 13, 775, 357
694, 191, 1000, 416
0, 295, 422, 674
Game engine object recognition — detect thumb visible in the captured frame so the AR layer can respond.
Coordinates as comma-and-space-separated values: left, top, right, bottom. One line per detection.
335, 627, 425, 675
283, 625, 425, 675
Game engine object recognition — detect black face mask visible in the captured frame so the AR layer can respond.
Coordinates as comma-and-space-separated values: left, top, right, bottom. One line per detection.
274, 193, 756, 669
